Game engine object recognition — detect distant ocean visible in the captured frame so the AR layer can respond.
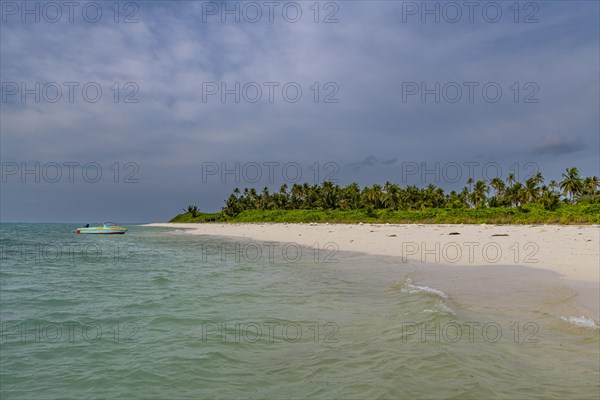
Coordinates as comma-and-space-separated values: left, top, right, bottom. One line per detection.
1, 223, 598, 399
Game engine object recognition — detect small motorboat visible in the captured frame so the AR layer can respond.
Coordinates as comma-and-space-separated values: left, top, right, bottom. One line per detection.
76, 222, 128, 234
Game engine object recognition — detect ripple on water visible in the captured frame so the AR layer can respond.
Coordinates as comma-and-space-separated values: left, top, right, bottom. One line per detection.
1, 224, 598, 399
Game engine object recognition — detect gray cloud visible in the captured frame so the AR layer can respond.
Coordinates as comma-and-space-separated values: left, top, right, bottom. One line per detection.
349, 156, 398, 170
1, 1, 599, 221
534, 134, 585, 155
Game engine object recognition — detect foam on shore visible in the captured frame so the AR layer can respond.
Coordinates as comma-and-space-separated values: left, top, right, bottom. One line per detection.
561, 315, 600, 329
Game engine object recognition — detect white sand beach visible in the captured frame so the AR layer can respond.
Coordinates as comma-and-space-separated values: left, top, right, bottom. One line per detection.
146, 223, 599, 283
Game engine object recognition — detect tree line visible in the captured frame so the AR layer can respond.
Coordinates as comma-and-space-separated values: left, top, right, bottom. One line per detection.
185, 167, 599, 218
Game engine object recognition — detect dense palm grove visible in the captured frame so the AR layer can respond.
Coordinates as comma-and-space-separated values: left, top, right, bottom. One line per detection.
218, 167, 599, 218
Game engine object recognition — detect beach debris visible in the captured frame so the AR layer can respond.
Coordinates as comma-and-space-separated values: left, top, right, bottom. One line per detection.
448, 232, 460, 235
387, 234, 397, 237
491, 234, 509, 237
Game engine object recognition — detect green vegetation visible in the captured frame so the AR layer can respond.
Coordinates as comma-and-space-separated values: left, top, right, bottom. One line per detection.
184, 205, 200, 218
171, 167, 600, 225
171, 211, 222, 223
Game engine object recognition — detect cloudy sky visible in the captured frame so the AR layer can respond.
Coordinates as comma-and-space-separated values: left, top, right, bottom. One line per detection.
1, 0, 598, 222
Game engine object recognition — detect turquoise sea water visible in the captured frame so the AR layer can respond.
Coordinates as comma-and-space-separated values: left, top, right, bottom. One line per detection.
1, 223, 598, 399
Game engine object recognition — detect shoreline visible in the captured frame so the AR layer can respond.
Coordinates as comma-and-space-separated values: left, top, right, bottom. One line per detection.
144, 222, 600, 322
145, 222, 599, 281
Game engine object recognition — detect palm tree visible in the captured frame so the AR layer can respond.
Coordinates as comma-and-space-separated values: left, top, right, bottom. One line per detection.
466, 177, 474, 193
540, 187, 561, 211
532, 171, 544, 186
305, 184, 320, 209
470, 180, 489, 208
319, 181, 339, 210
223, 195, 241, 217
507, 173, 516, 186
363, 184, 384, 209
582, 176, 599, 195
248, 188, 259, 209
260, 187, 271, 209
447, 190, 466, 209
432, 187, 446, 208
275, 184, 289, 209
490, 177, 505, 198
559, 167, 583, 203
506, 182, 525, 207
336, 183, 361, 210
383, 182, 401, 210
184, 204, 200, 218
523, 177, 541, 203
289, 183, 303, 209
403, 185, 422, 210
459, 187, 470, 208
489, 177, 506, 206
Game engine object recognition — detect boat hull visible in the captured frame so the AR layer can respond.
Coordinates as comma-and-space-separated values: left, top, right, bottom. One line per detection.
76, 227, 128, 234
77, 230, 127, 234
